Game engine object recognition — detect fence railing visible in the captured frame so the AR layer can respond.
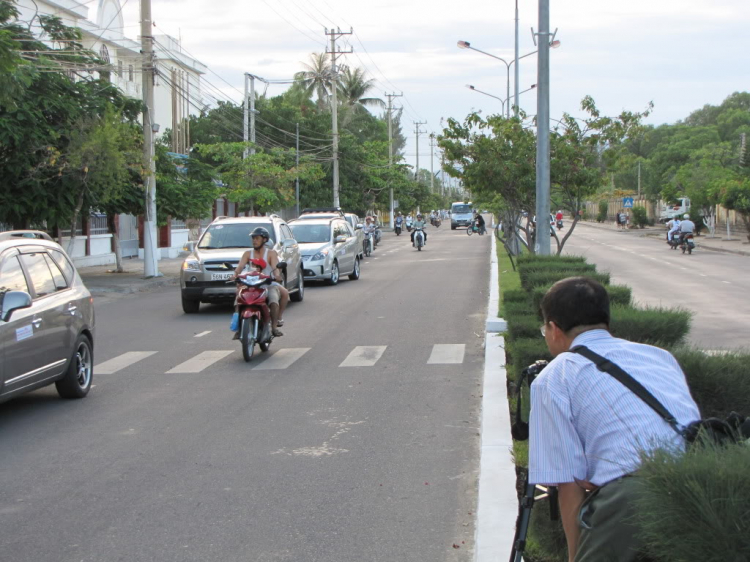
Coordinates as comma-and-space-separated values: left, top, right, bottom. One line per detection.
171, 219, 187, 229
90, 214, 109, 235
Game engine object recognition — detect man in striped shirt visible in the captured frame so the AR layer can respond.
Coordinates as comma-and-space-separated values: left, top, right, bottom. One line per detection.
529, 277, 700, 562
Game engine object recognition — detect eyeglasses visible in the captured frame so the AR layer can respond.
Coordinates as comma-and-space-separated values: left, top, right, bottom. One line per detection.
540, 324, 548, 337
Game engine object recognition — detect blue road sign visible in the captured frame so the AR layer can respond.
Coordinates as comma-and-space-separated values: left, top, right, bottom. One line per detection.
623, 197, 634, 208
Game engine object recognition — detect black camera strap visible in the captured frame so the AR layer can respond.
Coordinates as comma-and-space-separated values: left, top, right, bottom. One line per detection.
570, 345, 684, 438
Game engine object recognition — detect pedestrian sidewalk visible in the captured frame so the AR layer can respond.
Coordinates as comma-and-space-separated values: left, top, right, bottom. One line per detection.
78, 256, 184, 294
578, 220, 750, 257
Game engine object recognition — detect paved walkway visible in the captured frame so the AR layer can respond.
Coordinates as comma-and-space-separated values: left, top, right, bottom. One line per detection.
580, 220, 750, 257
78, 257, 183, 294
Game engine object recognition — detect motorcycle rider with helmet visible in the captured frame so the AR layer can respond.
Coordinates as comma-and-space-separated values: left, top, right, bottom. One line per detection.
233, 227, 287, 338
411, 213, 427, 246
667, 217, 681, 244
679, 213, 696, 244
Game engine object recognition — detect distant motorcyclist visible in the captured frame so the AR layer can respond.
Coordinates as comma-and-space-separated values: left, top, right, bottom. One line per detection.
667, 217, 681, 243
411, 213, 427, 246
679, 213, 696, 242
233, 227, 285, 338
474, 211, 486, 234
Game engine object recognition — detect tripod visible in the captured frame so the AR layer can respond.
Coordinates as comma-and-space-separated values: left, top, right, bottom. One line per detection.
509, 476, 559, 562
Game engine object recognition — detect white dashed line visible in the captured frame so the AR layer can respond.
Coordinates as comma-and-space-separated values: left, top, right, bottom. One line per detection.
194, 331, 211, 338
722, 281, 731, 284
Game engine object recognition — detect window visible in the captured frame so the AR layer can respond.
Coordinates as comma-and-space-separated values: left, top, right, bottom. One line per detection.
333, 222, 348, 239
128, 64, 134, 81
281, 225, 294, 241
43, 254, 68, 291
99, 44, 110, 64
289, 223, 330, 244
20, 254, 58, 298
48, 249, 76, 285
117, 60, 123, 78
197, 223, 276, 250
0, 256, 30, 293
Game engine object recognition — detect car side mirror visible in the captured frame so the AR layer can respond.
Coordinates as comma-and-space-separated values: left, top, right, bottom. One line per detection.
277, 261, 288, 271
355, 224, 363, 230
1, 291, 32, 322
334, 235, 347, 244
183, 241, 196, 252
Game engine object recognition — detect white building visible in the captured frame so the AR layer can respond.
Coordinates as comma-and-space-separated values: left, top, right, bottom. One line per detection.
14, 0, 207, 265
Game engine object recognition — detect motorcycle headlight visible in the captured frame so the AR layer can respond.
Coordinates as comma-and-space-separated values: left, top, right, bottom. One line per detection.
311, 249, 329, 261
182, 259, 201, 272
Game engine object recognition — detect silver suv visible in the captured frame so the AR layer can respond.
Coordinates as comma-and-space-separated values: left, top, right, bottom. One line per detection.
0, 231, 95, 404
180, 215, 304, 313
288, 218, 361, 285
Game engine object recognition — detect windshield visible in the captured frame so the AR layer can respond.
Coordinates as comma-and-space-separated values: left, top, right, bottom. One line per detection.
452, 204, 472, 214
198, 223, 276, 249
290, 223, 331, 244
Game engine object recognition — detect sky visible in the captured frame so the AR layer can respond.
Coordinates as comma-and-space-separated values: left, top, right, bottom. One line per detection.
102, 0, 750, 179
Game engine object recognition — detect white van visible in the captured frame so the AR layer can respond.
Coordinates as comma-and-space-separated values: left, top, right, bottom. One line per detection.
450, 202, 474, 230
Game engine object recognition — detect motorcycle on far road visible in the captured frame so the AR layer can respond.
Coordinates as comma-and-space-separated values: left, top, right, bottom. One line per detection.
431, 216, 442, 228
667, 234, 681, 250
556, 219, 564, 231
228, 262, 287, 362
363, 232, 374, 257
466, 220, 485, 236
395, 217, 403, 236
679, 233, 695, 255
413, 226, 426, 251
406, 217, 413, 232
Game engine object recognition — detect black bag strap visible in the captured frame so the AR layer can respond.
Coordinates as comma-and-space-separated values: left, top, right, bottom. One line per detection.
570, 345, 684, 437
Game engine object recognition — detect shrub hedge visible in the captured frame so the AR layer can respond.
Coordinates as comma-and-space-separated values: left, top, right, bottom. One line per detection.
530, 283, 632, 314
609, 305, 691, 347
672, 349, 750, 418
634, 442, 750, 562
521, 271, 611, 292
516, 254, 587, 266
518, 262, 597, 288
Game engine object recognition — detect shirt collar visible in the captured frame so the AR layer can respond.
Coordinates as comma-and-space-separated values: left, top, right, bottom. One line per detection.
570, 329, 612, 348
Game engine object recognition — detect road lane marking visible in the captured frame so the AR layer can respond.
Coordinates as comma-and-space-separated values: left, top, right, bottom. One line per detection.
722, 281, 731, 284
427, 344, 466, 364
96, 352, 157, 374
339, 346, 387, 367
166, 350, 233, 373
252, 348, 311, 370
194, 331, 211, 338
699, 274, 707, 277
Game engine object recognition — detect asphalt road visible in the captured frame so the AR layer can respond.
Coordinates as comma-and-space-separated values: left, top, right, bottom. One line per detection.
565, 223, 750, 349
0, 224, 490, 562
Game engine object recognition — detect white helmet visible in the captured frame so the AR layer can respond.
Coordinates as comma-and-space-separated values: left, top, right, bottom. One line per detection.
683, 213, 690, 219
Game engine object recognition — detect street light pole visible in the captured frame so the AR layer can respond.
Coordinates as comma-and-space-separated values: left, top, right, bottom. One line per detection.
466, 84, 535, 113
514, 0, 520, 117
535, 0, 551, 255
140, 0, 159, 277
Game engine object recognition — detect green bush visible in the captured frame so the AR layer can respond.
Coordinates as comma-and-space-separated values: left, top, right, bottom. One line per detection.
631, 206, 649, 228
672, 349, 750, 418
506, 337, 551, 381
516, 254, 587, 266
507, 314, 542, 342
597, 200, 608, 223
634, 443, 750, 562
531, 283, 632, 315
609, 305, 692, 347
504, 288, 533, 304
503, 301, 536, 319
521, 271, 611, 292
518, 262, 597, 288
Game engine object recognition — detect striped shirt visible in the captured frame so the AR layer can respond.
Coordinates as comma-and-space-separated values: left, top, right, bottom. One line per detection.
528, 330, 700, 486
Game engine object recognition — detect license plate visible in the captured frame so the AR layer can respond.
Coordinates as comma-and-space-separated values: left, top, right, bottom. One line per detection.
211, 272, 234, 281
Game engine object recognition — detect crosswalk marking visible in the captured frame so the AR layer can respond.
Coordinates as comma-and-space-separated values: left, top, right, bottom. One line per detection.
253, 348, 311, 371
96, 352, 158, 374
427, 344, 466, 364
339, 346, 387, 367
165, 350, 233, 374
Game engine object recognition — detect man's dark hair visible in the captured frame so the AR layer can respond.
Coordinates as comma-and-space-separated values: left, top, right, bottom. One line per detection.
541, 277, 610, 332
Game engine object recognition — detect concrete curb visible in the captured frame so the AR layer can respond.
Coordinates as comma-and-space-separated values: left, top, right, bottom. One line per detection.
475, 234, 516, 562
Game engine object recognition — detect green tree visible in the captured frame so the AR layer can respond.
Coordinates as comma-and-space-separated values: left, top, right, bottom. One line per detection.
294, 53, 332, 111
337, 67, 384, 126
719, 176, 750, 242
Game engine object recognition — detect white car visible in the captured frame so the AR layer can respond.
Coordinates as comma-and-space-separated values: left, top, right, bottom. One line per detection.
289, 218, 361, 285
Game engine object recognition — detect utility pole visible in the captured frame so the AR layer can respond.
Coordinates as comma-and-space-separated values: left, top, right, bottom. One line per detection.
296, 123, 300, 217
385, 92, 402, 228
637, 160, 642, 197
534, 0, 552, 255
326, 28, 353, 208
140, 0, 159, 277
414, 121, 426, 181
429, 134, 435, 192
441, 152, 446, 196
243, 73, 249, 159
514, 0, 520, 118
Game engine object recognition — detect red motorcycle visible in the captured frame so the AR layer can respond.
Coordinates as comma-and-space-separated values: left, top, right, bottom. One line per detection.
229, 269, 278, 362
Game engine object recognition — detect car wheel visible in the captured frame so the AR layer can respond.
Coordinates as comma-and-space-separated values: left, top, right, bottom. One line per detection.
56, 334, 93, 399
182, 294, 200, 313
290, 268, 305, 302
348, 258, 361, 280
326, 261, 340, 286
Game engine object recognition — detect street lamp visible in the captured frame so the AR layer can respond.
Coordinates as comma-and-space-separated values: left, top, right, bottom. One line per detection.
458, 40, 559, 118
466, 84, 536, 115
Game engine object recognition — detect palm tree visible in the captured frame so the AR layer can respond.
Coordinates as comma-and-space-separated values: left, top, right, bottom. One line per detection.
337, 67, 385, 124
294, 53, 332, 111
